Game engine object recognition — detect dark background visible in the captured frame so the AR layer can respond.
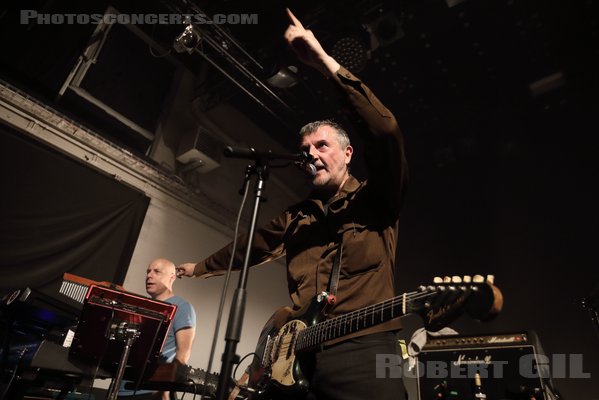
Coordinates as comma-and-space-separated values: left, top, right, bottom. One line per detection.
1, 0, 598, 398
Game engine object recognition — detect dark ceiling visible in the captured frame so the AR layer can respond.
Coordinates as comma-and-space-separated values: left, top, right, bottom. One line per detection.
2, 0, 597, 168
1, 0, 599, 229
168, 0, 599, 173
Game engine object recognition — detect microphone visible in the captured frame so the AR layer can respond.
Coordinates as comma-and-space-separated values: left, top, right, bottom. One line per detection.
295, 158, 317, 176
223, 146, 316, 176
224, 146, 310, 162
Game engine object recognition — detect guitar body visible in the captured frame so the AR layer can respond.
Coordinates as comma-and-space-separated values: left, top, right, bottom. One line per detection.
245, 276, 503, 400
248, 296, 327, 399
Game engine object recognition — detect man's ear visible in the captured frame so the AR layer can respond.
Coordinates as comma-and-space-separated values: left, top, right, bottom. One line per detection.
345, 145, 354, 165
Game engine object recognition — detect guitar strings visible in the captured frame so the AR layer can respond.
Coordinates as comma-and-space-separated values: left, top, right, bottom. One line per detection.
268, 286, 477, 354
296, 287, 474, 348
297, 290, 425, 347
323, 286, 470, 326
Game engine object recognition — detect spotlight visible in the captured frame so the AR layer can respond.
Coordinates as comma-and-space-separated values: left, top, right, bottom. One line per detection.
174, 24, 201, 54
330, 34, 370, 73
266, 65, 299, 89
365, 11, 404, 49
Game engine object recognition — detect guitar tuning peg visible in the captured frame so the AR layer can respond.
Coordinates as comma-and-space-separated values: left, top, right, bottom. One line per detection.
433, 277, 443, 284
451, 276, 462, 283
443, 276, 451, 283
473, 274, 484, 283
463, 275, 472, 283
486, 274, 495, 284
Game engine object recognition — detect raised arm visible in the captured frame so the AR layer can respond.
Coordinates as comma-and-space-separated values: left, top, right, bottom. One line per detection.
284, 8, 340, 77
285, 8, 407, 211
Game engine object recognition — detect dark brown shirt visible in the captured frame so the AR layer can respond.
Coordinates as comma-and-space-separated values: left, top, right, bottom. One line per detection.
193, 66, 408, 341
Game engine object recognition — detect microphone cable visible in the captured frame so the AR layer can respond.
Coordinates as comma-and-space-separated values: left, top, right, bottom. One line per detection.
200, 170, 252, 400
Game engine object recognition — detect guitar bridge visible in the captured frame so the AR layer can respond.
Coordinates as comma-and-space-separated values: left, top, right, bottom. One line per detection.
262, 335, 274, 367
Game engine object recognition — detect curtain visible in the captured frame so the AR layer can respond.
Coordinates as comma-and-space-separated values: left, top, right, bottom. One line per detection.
0, 124, 149, 302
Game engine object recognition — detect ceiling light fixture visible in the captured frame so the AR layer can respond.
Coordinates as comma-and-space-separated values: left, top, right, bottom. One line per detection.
266, 65, 299, 89
330, 34, 370, 73
173, 24, 201, 54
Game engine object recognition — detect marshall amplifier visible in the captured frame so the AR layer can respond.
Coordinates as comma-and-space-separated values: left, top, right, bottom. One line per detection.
415, 332, 554, 400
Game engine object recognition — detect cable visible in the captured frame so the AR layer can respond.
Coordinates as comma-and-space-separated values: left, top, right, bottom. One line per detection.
179, 377, 196, 400
232, 352, 257, 383
148, 23, 172, 58
0, 346, 27, 400
200, 173, 252, 400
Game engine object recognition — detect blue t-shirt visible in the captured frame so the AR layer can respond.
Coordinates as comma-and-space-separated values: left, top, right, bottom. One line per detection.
160, 295, 196, 363
118, 295, 196, 396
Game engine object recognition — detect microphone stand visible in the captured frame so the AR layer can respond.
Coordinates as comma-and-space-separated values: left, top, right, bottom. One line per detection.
215, 158, 269, 400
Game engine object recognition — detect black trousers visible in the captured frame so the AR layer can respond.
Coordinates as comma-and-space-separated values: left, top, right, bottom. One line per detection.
306, 331, 406, 400
116, 393, 161, 400
117, 391, 175, 400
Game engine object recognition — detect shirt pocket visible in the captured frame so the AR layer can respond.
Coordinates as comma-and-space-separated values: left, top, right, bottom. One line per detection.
285, 211, 313, 249
338, 221, 384, 278
285, 212, 316, 286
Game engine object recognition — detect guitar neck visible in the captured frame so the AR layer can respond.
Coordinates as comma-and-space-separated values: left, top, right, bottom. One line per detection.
295, 293, 413, 351
292, 278, 498, 352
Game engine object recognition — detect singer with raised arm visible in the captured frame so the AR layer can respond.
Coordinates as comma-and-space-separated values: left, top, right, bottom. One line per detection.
178, 9, 407, 400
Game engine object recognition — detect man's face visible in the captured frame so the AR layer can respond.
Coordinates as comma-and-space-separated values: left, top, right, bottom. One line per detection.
300, 125, 353, 192
145, 261, 175, 299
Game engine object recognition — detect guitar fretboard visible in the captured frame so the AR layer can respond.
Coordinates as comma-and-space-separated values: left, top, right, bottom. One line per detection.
295, 293, 413, 351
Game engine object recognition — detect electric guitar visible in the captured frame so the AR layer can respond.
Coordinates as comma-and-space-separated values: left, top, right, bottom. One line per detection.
244, 275, 503, 399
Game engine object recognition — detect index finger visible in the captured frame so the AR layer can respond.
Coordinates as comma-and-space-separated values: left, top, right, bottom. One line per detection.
286, 8, 304, 29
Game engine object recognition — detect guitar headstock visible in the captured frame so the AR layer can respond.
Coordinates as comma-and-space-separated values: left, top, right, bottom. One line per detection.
409, 274, 503, 332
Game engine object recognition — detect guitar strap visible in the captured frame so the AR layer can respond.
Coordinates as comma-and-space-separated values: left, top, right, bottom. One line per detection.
327, 242, 343, 297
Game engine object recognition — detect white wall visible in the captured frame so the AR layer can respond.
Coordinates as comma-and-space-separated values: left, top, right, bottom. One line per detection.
122, 197, 291, 376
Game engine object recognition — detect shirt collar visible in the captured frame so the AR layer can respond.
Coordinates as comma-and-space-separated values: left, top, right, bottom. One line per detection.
306, 175, 362, 205
337, 175, 361, 197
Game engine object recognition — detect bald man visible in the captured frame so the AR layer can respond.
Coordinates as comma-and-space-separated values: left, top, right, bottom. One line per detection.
145, 258, 196, 365
119, 258, 196, 400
